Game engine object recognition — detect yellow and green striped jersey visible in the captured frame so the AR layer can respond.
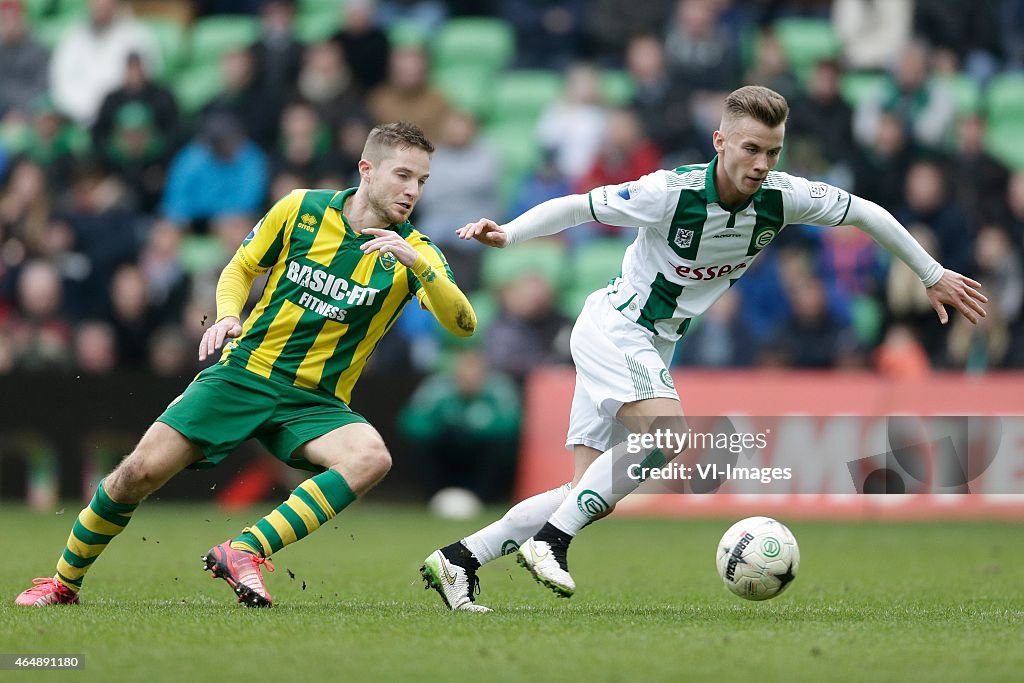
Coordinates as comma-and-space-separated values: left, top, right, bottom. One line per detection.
221, 187, 455, 404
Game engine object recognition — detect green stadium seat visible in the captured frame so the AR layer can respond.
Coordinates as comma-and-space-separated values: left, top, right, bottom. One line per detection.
985, 121, 1024, 171
481, 241, 566, 291
141, 18, 187, 81
298, 0, 346, 13
295, 7, 342, 44
986, 73, 1024, 125
188, 15, 261, 68
22, 0, 57, 25
772, 18, 840, 71
558, 284, 596, 318
433, 17, 515, 72
32, 15, 75, 49
179, 235, 229, 276
54, 0, 87, 20
491, 70, 563, 124
172, 64, 224, 113
933, 74, 981, 116
389, 19, 428, 48
840, 72, 886, 107
600, 70, 635, 106
572, 238, 626, 293
431, 64, 494, 118
482, 120, 542, 207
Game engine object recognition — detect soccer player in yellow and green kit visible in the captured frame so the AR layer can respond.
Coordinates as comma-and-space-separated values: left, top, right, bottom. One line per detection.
15, 122, 476, 608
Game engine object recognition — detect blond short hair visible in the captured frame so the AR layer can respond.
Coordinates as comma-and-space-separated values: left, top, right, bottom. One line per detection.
361, 121, 435, 164
721, 86, 789, 131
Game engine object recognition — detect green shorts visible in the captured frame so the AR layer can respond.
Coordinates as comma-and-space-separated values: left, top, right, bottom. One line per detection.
158, 362, 368, 472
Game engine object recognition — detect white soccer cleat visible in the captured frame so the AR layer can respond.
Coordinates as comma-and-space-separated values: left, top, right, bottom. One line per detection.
517, 537, 575, 597
420, 550, 492, 613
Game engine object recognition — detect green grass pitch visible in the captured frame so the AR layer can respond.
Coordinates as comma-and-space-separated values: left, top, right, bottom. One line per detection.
2, 503, 1022, 682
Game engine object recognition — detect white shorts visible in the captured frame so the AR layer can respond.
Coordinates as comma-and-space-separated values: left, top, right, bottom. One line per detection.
565, 290, 680, 452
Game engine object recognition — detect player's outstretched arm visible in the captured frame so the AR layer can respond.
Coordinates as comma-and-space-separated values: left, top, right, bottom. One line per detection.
199, 256, 258, 361
925, 270, 987, 325
456, 194, 593, 249
844, 195, 988, 324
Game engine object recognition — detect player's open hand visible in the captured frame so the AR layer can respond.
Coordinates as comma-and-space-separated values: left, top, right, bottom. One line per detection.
359, 227, 419, 266
456, 218, 507, 248
199, 316, 242, 362
926, 270, 988, 324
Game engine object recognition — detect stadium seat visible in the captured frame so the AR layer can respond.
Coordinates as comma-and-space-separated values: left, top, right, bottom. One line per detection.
482, 120, 542, 206
933, 74, 981, 116
433, 17, 515, 73
984, 121, 1024, 171
491, 70, 563, 124
572, 238, 626, 293
389, 19, 428, 48
985, 73, 1024, 125
600, 70, 635, 106
21, 0, 57, 25
840, 72, 886, 108
431, 64, 494, 118
295, 7, 342, 44
298, 0, 344, 13
172, 63, 224, 113
188, 15, 261, 68
54, 0, 87, 21
772, 18, 840, 71
32, 15, 76, 49
481, 240, 567, 291
558, 284, 596, 318
179, 235, 229, 275
141, 17, 187, 81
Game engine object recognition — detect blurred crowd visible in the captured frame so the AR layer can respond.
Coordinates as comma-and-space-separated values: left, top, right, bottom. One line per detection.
1, 0, 1023, 385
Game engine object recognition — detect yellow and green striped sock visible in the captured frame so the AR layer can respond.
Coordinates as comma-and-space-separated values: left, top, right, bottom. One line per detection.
55, 480, 138, 592
231, 469, 355, 557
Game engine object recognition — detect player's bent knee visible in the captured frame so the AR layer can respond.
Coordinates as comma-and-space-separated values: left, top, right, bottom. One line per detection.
354, 440, 392, 480
107, 453, 162, 501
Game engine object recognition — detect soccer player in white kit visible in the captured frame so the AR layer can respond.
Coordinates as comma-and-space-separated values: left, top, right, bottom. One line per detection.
419, 86, 987, 611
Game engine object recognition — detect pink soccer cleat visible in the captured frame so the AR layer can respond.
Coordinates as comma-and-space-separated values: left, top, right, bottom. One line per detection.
201, 540, 275, 607
15, 577, 80, 606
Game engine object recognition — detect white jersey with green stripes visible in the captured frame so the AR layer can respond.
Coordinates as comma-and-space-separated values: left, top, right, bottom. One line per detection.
587, 156, 852, 340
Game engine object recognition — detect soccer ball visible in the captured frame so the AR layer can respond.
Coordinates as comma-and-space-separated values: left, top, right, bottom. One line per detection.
716, 516, 799, 601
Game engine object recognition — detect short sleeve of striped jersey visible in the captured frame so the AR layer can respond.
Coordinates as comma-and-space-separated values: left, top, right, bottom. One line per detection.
587, 170, 675, 229
236, 190, 302, 274
777, 172, 852, 228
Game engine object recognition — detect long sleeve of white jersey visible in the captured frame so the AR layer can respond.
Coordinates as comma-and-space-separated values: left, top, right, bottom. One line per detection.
844, 195, 944, 287
502, 170, 679, 246
778, 172, 943, 286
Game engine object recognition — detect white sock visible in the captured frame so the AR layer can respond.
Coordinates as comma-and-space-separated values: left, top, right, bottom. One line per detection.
548, 442, 665, 537
462, 483, 571, 564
